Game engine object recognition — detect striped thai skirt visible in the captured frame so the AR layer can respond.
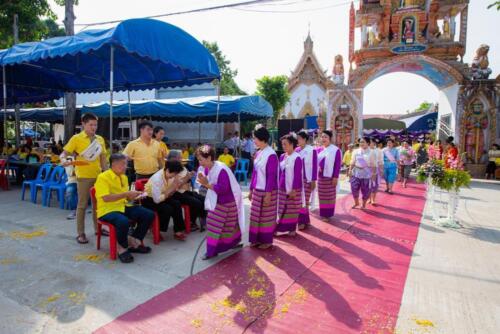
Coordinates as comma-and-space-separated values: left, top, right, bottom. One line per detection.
298, 180, 313, 226
276, 188, 301, 233
249, 189, 278, 244
206, 200, 241, 257
317, 174, 337, 218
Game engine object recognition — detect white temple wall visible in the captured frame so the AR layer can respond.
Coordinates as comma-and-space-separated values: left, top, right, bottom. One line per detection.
438, 83, 459, 144
285, 83, 326, 118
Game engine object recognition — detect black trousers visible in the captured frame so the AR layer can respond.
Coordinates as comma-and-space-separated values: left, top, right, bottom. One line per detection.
141, 197, 185, 233
100, 206, 153, 249
171, 191, 206, 224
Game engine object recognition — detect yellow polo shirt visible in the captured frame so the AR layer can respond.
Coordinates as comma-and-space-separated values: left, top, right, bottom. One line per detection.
123, 138, 162, 175
94, 169, 129, 218
63, 131, 107, 179
157, 140, 169, 157
218, 153, 235, 167
343, 150, 352, 166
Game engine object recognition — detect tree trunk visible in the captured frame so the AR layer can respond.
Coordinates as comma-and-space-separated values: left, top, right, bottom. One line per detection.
63, 0, 77, 143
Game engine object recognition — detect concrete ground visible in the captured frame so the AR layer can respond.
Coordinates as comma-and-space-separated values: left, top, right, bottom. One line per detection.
0, 177, 498, 334
395, 180, 500, 334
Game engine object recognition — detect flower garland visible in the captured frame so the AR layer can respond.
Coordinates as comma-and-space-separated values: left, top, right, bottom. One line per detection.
417, 155, 471, 192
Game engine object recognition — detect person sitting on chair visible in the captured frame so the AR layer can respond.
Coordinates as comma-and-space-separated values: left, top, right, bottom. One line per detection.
168, 150, 206, 232
94, 153, 155, 263
218, 146, 235, 168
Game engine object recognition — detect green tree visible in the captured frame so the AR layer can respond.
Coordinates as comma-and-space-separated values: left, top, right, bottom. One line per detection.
202, 41, 246, 95
0, 0, 57, 48
42, 18, 66, 38
415, 101, 432, 112
488, 1, 500, 10
255, 75, 290, 127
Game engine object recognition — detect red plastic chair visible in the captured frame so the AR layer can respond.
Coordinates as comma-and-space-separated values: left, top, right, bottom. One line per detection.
90, 187, 118, 260
135, 178, 161, 244
0, 160, 9, 191
135, 178, 191, 235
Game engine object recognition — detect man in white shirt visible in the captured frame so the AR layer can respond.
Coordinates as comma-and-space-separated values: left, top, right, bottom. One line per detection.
223, 132, 235, 155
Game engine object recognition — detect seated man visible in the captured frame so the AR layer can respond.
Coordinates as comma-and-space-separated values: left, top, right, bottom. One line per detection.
218, 146, 235, 168
94, 153, 155, 263
167, 150, 206, 232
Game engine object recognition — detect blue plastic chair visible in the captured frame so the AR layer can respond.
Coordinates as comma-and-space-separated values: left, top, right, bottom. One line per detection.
21, 163, 52, 202
45, 171, 69, 209
34, 165, 65, 205
234, 158, 250, 185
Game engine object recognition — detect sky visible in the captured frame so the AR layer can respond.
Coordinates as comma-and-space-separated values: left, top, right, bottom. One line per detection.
48, 0, 500, 115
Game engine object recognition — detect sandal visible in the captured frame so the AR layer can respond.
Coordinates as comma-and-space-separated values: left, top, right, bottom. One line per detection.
128, 245, 151, 254
174, 233, 186, 241
202, 253, 217, 260
76, 234, 89, 244
118, 250, 134, 263
190, 224, 200, 232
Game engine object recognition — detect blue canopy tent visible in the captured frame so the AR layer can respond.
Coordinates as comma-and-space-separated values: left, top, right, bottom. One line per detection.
82, 96, 272, 122
0, 107, 77, 123
405, 112, 438, 133
1, 18, 220, 148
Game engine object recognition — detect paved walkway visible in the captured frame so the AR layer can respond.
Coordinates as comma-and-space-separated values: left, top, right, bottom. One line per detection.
0, 179, 499, 333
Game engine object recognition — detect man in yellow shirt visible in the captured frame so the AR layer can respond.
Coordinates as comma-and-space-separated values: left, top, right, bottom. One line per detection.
218, 147, 235, 168
123, 122, 163, 180
60, 113, 108, 244
153, 126, 169, 168
94, 153, 154, 263
342, 144, 354, 168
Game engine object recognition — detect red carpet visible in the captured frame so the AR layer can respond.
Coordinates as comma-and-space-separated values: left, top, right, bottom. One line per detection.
95, 182, 426, 334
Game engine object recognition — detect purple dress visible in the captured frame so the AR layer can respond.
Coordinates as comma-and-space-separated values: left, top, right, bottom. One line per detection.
317, 147, 341, 218
206, 169, 241, 257
276, 153, 303, 233
296, 146, 318, 226
249, 148, 279, 244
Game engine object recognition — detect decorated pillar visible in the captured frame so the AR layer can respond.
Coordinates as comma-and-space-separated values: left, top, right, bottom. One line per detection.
349, 2, 355, 70
459, 5, 469, 50
450, 8, 457, 41
361, 17, 368, 48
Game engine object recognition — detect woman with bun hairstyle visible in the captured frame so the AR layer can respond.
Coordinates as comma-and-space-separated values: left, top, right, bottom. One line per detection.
316, 130, 342, 220
249, 125, 279, 249
275, 133, 303, 236
296, 130, 317, 229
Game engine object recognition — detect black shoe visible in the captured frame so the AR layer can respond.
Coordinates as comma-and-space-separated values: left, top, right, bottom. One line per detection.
118, 250, 134, 263
128, 245, 152, 254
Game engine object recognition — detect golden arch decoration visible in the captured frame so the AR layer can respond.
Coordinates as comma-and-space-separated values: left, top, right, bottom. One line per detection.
351, 54, 464, 89
299, 101, 316, 118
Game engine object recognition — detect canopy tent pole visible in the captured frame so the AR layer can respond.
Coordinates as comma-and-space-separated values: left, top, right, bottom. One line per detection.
62, 95, 66, 142
2, 66, 7, 144
237, 112, 241, 158
128, 90, 133, 140
215, 80, 220, 144
109, 45, 114, 153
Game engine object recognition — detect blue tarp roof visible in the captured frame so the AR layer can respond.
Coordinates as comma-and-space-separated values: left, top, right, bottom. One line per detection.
0, 107, 75, 123
0, 18, 220, 105
406, 112, 438, 132
82, 95, 272, 122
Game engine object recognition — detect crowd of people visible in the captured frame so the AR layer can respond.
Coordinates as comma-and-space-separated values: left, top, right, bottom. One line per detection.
0, 112, 490, 264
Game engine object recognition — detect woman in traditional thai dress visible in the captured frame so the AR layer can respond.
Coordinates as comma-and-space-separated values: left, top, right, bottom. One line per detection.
383, 139, 400, 194
444, 136, 458, 169
399, 140, 416, 188
296, 130, 318, 230
348, 138, 376, 209
316, 130, 342, 220
368, 138, 384, 205
249, 126, 279, 249
196, 145, 244, 260
275, 134, 303, 236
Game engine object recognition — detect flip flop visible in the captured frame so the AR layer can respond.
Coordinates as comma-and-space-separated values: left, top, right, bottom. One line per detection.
76, 234, 88, 244
118, 251, 134, 263
128, 245, 151, 254
174, 233, 186, 241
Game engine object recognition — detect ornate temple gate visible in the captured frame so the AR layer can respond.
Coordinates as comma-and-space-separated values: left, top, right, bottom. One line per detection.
323, 0, 499, 167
